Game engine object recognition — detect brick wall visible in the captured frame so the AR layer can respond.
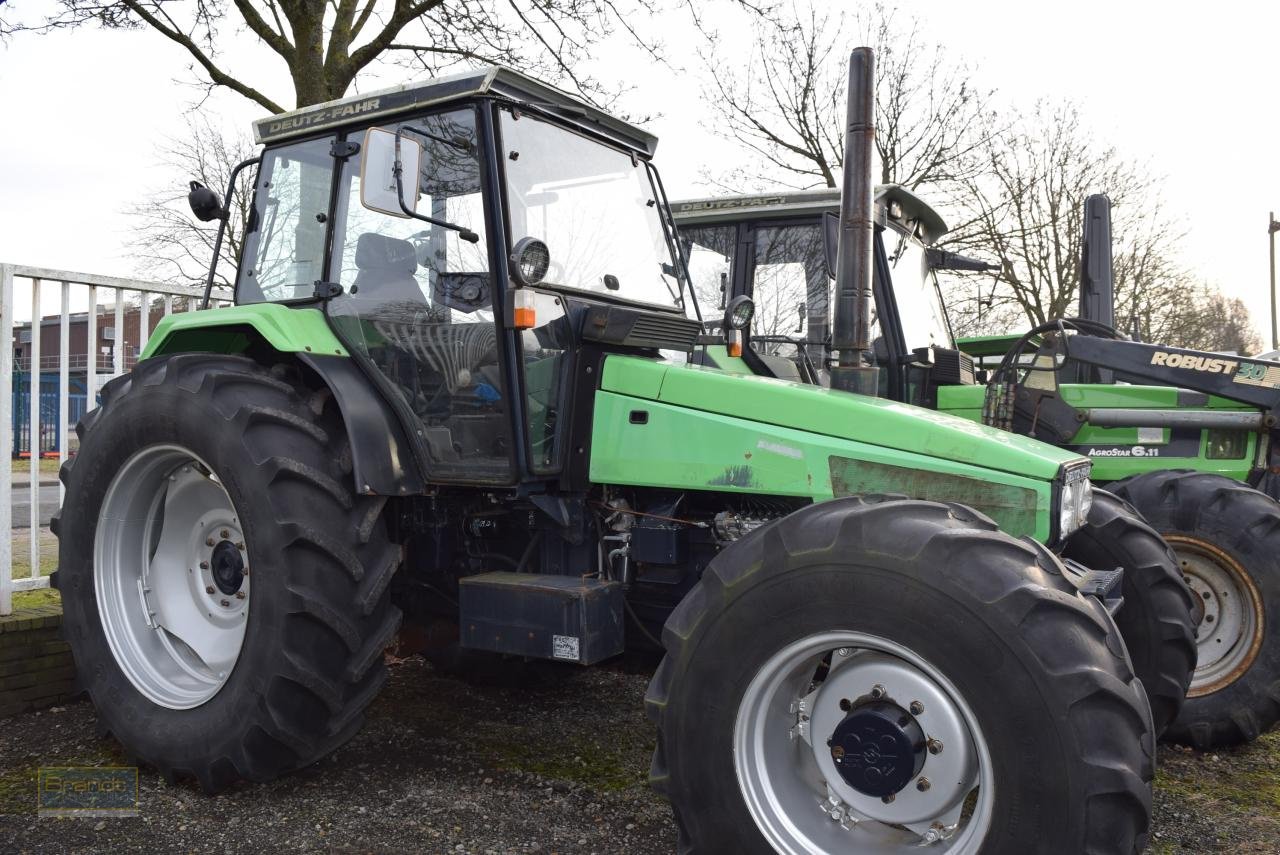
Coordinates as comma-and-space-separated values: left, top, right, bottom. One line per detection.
0, 604, 78, 718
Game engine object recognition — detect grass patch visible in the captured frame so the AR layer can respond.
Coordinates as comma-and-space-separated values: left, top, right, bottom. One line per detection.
6, 527, 59, 609
9, 458, 63, 476
12, 587, 60, 609
10, 528, 58, 578
1157, 730, 1280, 822
484, 725, 650, 792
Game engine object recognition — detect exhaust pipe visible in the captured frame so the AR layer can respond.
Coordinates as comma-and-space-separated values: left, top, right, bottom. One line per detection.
1078, 194, 1115, 329
830, 47, 879, 396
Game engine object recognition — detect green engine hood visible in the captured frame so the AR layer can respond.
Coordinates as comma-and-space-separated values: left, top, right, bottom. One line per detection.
601, 356, 1079, 481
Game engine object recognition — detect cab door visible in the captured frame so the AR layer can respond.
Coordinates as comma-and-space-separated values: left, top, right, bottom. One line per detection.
326, 107, 517, 484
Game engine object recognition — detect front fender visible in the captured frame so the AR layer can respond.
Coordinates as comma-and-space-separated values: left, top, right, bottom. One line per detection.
140, 304, 348, 360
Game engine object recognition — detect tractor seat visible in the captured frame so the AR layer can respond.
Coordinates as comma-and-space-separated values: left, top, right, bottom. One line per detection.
352, 233, 425, 303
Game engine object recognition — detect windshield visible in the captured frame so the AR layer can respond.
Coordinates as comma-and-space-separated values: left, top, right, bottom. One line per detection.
499, 110, 682, 310
884, 225, 953, 350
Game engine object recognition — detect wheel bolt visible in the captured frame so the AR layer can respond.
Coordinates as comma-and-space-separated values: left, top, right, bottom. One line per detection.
220, 599, 230, 607
205, 537, 215, 547
1206, 614, 1215, 623
910, 701, 924, 715
235, 542, 245, 551
916, 777, 930, 792
241, 567, 250, 576
881, 793, 895, 804
927, 738, 943, 755
220, 529, 230, 539
235, 591, 246, 600
205, 586, 215, 594
836, 647, 850, 657
199, 561, 209, 570
870, 684, 886, 699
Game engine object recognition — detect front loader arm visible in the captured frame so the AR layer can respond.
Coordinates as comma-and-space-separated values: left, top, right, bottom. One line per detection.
989, 325, 1278, 446
1061, 335, 1280, 421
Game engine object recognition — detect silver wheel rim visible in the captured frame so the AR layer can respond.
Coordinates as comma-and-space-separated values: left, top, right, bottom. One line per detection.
734, 631, 993, 854
1171, 536, 1264, 696
95, 445, 250, 709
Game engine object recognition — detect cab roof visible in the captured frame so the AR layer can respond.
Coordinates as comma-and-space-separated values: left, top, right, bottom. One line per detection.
671, 188, 840, 224
253, 65, 659, 156
673, 184, 950, 246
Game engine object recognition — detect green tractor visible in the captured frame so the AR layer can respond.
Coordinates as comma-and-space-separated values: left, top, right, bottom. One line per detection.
674, 179, 1280, 750
54, 53, 1167, 851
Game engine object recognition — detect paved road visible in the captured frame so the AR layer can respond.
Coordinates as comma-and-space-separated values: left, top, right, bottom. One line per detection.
10, 483, 60, 529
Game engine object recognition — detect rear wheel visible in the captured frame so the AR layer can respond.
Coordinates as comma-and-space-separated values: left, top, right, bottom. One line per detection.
53, 354, 401, 791
646, 497, 1154, 854
1063, 489, 1197, 736
1111, 470, 1280, 748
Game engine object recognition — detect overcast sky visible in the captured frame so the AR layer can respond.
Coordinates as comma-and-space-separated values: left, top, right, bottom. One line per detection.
1, 0, 1277, 345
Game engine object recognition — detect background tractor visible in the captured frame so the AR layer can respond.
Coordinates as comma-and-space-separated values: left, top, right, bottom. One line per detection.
52, 52, 1162, 852
674, 178, 1280, 749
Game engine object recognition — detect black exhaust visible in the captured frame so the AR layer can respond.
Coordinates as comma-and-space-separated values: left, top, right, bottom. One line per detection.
829, 47, 879, 396
1078, 194, 1115, 329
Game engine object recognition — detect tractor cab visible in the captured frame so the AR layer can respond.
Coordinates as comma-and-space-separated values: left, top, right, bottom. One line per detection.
235, 67, 699, 487
675, 185, 974, 406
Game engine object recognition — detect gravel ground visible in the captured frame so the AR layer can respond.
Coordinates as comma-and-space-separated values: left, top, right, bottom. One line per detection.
2, 655, 1278, 854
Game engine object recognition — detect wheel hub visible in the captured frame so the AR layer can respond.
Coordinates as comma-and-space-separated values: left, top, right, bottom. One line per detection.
210, 540, 245, 595
828, 700, 925, 797
734, 634, 992, 852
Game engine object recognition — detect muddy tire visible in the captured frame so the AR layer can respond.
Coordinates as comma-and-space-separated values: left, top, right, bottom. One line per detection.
1110, 470, 1280, 749
52, 353, 400, 791
645, 496, 1153, 854
1063, 489, 1197, 736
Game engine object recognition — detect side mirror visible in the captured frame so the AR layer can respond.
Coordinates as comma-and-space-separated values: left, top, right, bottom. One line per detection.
188, 181, 225, 222
360, 128, 423, 217
822, 211, 839, 280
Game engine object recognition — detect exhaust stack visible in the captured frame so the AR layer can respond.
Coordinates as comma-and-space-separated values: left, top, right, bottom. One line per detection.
1078, 194, 1115, 329
829, 47, 879, 396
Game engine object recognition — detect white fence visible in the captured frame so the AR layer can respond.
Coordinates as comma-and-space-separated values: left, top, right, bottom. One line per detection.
1, 263, 232, 615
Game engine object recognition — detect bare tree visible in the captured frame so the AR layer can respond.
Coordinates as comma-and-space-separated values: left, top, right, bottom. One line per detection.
127, 116, 256, 289
1159, 290, 1263, 354
1, 0, 669, 111
698, 2, 992, 193
941, 101, 1201, 344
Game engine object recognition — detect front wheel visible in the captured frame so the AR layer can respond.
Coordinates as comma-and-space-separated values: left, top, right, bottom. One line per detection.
646, 497, 1153, 854
1063, 489, 1197, 737
1111, 470, 1280, 748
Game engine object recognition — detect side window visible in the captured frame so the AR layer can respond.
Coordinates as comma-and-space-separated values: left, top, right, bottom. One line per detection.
327, 108, 512, 483
749, 223, 827, 361
237, 137, 336, 303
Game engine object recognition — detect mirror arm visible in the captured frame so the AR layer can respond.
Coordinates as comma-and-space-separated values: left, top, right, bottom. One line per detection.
393, 130, 480, 243
201, 155, 261, 310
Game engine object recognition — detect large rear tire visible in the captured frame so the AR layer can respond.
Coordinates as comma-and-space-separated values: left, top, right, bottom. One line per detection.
1110, 470, 1280, 749
1063, 489, 1197, 736
52, 353, 401, 791
646, 496, 1153, 854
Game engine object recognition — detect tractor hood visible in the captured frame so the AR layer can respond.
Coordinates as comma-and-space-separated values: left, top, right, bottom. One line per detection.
600, 356, 1080, 482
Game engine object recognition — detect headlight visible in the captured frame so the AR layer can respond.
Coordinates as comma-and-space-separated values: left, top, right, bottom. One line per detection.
724, 294, 755, 330
510, 237, 550, 286
1058, 462, 1093, 539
